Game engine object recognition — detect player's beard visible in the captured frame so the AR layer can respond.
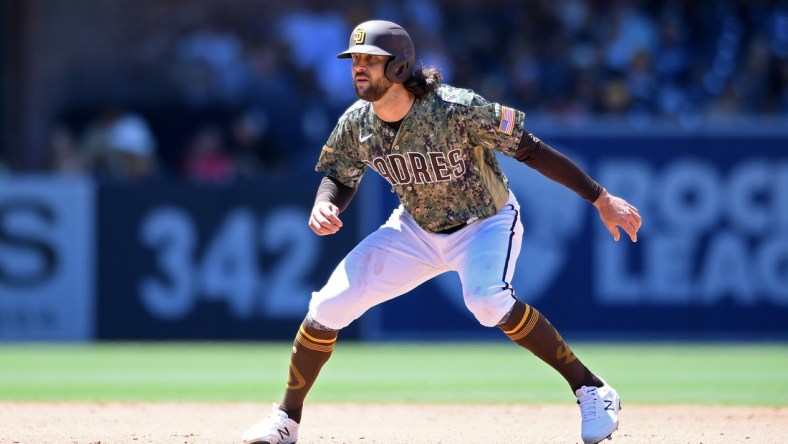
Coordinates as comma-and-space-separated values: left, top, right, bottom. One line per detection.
354, 75, 393, 102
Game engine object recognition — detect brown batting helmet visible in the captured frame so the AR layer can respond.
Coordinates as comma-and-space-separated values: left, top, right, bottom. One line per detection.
337, 20, 415, 83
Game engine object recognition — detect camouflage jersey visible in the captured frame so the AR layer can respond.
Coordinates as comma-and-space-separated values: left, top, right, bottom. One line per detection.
316, 84, 526, 233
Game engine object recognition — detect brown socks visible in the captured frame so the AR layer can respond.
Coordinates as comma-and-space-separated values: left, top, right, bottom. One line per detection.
498, 300, 602, 392
279, 301, 596, 425
279, 318, 338, 423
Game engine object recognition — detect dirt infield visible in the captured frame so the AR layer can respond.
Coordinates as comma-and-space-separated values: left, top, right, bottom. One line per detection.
1, 402, 785, 443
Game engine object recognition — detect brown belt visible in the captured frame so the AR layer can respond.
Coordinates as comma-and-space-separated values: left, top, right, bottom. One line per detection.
435, 223, 466, 235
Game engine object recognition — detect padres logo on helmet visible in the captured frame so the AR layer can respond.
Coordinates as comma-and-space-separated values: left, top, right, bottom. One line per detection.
337, 20, 415, 84
352, 28, 366, 44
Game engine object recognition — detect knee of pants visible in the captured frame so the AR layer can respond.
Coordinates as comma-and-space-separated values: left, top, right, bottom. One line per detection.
463, 287, 516, 327
307, 290, 363, 331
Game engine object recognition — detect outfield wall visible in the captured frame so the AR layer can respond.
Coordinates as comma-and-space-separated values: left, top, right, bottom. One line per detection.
1, 127, 786, 340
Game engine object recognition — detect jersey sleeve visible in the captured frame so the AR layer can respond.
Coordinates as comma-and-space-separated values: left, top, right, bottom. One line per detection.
464, 94, 526, 157
315, 118, 367, 188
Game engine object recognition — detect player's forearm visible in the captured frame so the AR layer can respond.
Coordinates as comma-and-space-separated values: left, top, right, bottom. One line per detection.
314, 175, 358, 213
514, 132, 602, 203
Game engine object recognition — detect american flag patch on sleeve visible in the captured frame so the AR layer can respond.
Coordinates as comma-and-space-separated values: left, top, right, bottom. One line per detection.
498, 106, 515, 135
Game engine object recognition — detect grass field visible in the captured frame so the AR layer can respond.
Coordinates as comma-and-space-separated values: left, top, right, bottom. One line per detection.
1, 341, 786, 407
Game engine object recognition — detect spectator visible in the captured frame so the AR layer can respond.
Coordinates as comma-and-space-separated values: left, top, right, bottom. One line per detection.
181, 124, 235, 183
227, 108, 288, 180
79, 107, 159, 181
276, 5, 352, 105
173, 17, 252, 106
48, 123, 86, 175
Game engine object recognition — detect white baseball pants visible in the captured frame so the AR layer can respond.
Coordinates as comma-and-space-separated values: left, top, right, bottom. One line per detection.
309, 191, 524, 329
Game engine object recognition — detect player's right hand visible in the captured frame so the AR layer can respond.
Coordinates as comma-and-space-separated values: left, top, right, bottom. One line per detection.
309, 201, 343, 236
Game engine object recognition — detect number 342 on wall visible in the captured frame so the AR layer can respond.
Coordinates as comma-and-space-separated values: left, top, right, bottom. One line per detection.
138, 206, 317, 321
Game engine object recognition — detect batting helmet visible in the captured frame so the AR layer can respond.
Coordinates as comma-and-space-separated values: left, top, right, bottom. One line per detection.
337, 20, 415, 84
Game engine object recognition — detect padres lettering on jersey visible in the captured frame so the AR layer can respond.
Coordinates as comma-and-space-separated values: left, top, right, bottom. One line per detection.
316, 84, 525, 233
364, 149, 466, 185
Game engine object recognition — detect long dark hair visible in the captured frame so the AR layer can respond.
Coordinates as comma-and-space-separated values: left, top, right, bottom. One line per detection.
403, 66, 442, 99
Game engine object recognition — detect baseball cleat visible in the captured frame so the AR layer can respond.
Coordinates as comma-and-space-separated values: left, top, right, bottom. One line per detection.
242, 403, 299, 444
575, 381, 621, 444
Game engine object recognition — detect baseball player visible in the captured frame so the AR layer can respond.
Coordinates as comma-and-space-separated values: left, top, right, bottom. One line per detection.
243, 20, 641, 444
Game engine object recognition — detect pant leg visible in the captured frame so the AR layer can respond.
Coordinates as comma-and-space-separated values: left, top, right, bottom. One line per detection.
448, 194, 524, 327
309, 207, 446, 330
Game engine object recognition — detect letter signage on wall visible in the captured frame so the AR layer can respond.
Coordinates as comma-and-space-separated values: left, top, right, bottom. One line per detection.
0, 178, 94, 340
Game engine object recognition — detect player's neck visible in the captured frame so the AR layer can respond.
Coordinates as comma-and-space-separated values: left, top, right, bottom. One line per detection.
372, 85, 414, 123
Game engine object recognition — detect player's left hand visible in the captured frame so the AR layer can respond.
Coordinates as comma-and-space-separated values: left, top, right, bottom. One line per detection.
593, 188, 642, 242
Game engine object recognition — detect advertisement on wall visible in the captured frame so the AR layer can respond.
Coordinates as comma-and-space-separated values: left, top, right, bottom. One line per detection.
0, 178, 95, 340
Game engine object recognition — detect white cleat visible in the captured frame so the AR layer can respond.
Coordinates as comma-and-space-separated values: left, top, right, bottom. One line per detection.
242, 403, 299, 444
575, 382, 621, 444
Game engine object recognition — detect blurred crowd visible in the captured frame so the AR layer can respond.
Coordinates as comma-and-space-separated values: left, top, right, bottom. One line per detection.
11, 0, 786, 181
